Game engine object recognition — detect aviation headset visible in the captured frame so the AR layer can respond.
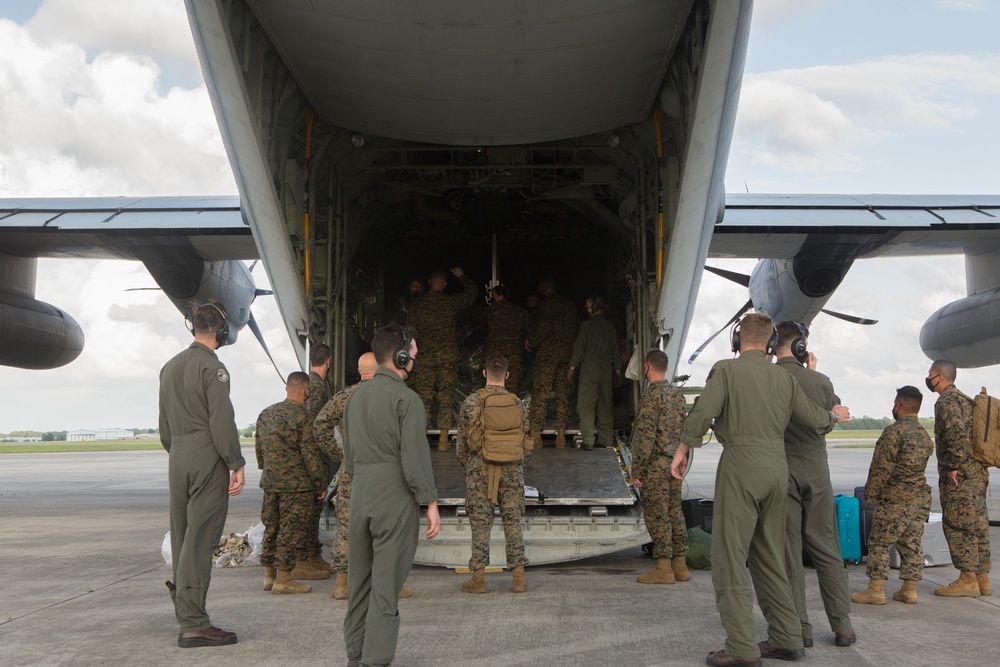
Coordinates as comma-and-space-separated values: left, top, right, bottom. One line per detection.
186, 303, 230, 347
393, 327, 413, 369
731, 318, 779, 356
790, 322, 809, 364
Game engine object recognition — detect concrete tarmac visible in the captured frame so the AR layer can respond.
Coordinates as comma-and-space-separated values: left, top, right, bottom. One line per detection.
3, 445, 1000, 666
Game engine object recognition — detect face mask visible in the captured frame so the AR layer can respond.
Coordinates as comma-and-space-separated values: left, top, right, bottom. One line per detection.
891, 407, 900, 421
407, 357, 418, 379
925, 375, 939, 392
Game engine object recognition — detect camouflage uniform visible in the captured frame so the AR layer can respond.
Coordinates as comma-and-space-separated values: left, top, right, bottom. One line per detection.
570, 313, 621, 446
863, 414, 933, 580
256, 399, 327, 572
457, 384, 532, 570
408, 275, 477, 430
314, 383, 363, 575
632, 380, 688, 560
936, 385, 991, 574
304, 370, 333, 559
527, 293, 579, 435
483, 300, 532, 393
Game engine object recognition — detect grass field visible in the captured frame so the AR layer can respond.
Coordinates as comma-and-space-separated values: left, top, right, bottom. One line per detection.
0, 439, 256, 454
826, 430, 884, 440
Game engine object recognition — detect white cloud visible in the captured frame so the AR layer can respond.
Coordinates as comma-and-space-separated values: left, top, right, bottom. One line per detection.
732, 53, 1000, 176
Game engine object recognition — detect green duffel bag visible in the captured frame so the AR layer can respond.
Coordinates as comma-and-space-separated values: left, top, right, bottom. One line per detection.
686, 526, 712, 571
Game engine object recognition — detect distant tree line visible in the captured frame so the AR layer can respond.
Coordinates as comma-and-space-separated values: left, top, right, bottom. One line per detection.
834, 416, 934, 431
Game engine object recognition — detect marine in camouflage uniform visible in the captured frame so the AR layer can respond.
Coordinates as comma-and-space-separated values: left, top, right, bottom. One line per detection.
256, 382, 327, 575
314, 383, 362, 576
457, 383, 532, 572
408, 268, 477, 437
864, 410, 933, 581
929, 359, 991, 597
526, 281, 579, 439
304, 352, 333, 562
483, 288, 532, 394
632, 368, 688, 567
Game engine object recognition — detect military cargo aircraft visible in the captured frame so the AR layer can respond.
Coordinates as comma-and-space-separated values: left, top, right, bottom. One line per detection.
2, 0, 999, 565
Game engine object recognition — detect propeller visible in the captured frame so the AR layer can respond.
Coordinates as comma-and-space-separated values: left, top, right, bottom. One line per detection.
820, 308, 877, 325
248, 312, 285, 382
703, 264, 750, 287
688, 299, 754, 364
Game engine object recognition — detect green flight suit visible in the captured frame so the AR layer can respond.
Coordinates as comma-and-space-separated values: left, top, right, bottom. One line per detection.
342, 368, 437, 667
569, 313, 621, 446
159, 342, 245, 634
683, 350, 837, 659
758, 357, 851, 641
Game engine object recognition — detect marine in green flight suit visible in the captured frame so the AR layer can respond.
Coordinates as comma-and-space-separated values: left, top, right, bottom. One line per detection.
342, 324, 441, 667
159, 301, 245, 648
761, 322, 854, 647
568, 297, 622, 448
672, 313, 847, 667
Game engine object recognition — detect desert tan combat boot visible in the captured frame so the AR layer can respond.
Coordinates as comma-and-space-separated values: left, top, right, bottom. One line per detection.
532, 433, 543, 451
637, 558, 675, 584
977, 573, 992, 596
272, 570, 311, 594
511, 566, 527, 593
309, 554, 330, 570
291, 559, 330, 580
892, 579, 918, 604
935, 571, 981, 597
263, 566, 276, 591
671, 555, 690, 582
331, 572, 348, 599
851, 578, 886, 604
399, 587, 412, 598
461, 568, 486, 594
555, 428, 566, 448
438, 431, 451, 452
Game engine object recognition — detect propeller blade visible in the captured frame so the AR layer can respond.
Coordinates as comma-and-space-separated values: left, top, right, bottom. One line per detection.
820, 308, 878, 325
688, 299, 754, 364
248, 260, 259, 272
123, 287, 161, 292
704, 265, 751, 287
248, 311, 286, 382
254, 288, 273, 297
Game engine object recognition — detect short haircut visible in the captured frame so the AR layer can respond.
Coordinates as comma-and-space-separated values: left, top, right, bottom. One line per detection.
310, 343, 332, 367
491, 284, 508, 298
286, 371, 310, 391
429, 270, 447, 281
189, 300, 226, 335
930, 359, 957, 382
644, 350, 668, 373
589, 296, 608, 313
482, 354, 509, 377
896, 385, 923, 413
775, 320, 807, 349
738, 313, 775, 349
371, 321, 413, 365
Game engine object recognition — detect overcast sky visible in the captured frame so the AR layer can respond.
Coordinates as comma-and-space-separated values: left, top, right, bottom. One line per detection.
1, 0, 998, 432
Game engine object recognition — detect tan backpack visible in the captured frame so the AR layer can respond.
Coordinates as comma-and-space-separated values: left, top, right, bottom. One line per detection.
477, 389, 527, 464
969, 388, 1000, 468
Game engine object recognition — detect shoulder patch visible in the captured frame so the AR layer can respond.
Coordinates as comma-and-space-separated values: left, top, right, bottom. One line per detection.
217, 368, 229, 383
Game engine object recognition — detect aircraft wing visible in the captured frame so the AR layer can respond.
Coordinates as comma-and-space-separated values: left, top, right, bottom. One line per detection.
711, 194, 1000, 259
0, 195, 255, 261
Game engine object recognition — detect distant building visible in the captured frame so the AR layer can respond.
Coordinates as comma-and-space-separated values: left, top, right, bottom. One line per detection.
67, 428, 132, 441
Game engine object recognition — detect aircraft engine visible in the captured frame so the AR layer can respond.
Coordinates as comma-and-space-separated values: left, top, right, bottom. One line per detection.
0, 290, 85, 369
919, 289, 1000, 368
748, 257, 847, 325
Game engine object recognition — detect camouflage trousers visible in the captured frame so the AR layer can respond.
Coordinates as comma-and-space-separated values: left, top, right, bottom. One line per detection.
867, 501, 930, 580
260, 491, 314, 572
331, 469, 353, 574
640, 469, 688, 560
415, 357, 458, 430
940, 462, 992, 573
484, 343, 523, 394
466, 462, 528, 570
529, 348, 572, 434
